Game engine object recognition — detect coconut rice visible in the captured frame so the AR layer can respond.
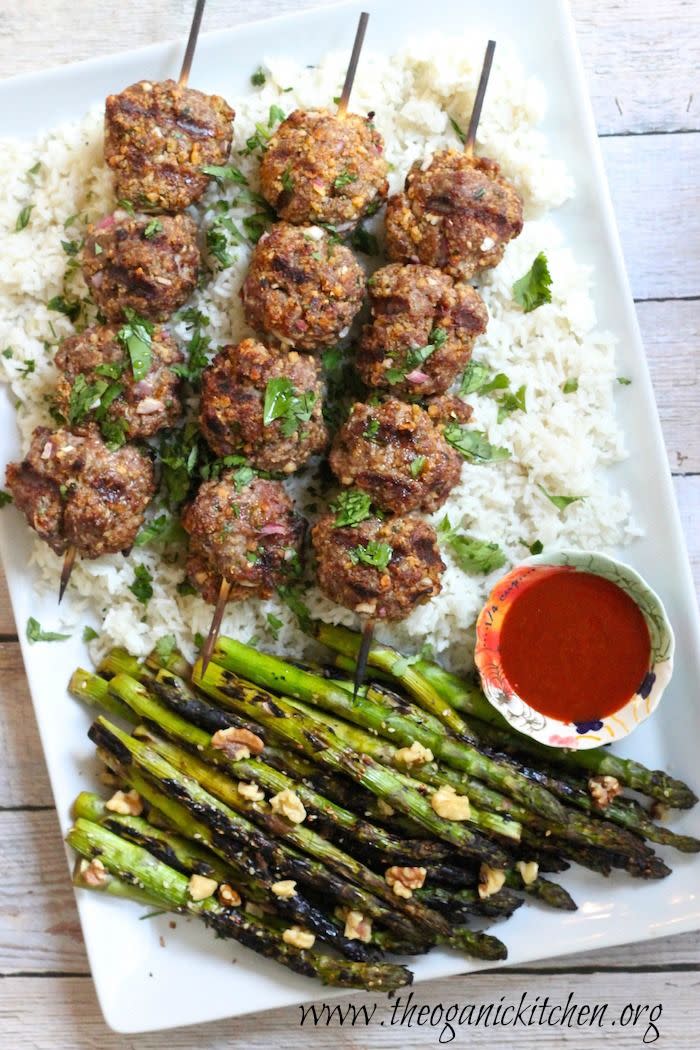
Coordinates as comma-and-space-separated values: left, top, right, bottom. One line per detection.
0, 34, 640, 670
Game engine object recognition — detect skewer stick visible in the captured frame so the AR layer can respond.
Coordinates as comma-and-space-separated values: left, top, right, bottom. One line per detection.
352, 617, 376, 700
58, 545, 77, 604
464, 39, 496, 157
336, 12, 370, 117
200, 577, 231, 673
178, 0, 207, 87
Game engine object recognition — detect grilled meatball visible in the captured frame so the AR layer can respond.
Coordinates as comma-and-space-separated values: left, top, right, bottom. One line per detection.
5, 424, 155, 558
356, 263, 487, 397
83, 210, 200, 322
330, 400, 462, 514
54, 323, 183, 440
200, 338, 327, 473
182, 476, 304, 603
241, 223, 365, 353
312, 511, 444, 621
259, 109, 388, 229
105, 79, 235, 213
385, 150, 523, 280
424, 394, 473, 425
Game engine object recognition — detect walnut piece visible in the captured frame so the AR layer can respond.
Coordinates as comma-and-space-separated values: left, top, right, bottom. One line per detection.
211, 726, 264, 760
105, 789, 143, 816
515, 860, 539, 886
385, 865, 427, 899
270, 788, 306, 824
430, 784, 471, 821
218, 883, 242, 907
588, 775, 622, 810
237, 781, 265, 802
79, 857, 109, 887
395, 740, 434, 767
282, 925, 315, 949
271, 880, 297, 899
478, 863, 506, 900
188, 874, 218, 901
375, 798, 395, 818
344, 910, 373, 943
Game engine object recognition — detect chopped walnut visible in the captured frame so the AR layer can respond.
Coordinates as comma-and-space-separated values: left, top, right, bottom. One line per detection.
344, 910, 373, 943
375, 798, 395, 818
270, 788, 306, 824
188, 874, 218, 901
385, 865, 427, 899
588, 775, 622, 810
282, 925, 315, 950
395, 740, 434, 767
211, 726, 264, 760
478, 863, 506, 900
218, 883, 242, 907
271, 880, 297, 899
430, 784, 471, 821
79, 857, 109, 888
98, 769, 122, 788
515, 860, 539, 886
105, 789, 143, 816
237, 781, 265, 802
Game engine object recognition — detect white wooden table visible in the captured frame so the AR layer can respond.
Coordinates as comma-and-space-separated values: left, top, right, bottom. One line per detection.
0, 1, 698, 1045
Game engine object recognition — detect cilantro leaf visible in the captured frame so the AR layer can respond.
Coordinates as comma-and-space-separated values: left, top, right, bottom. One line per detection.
135, 514, 184, 547
251, 67, 266, 86
277, 585, 311, 631
268, 104, 285, 127
348, 541, 393, 570
47, 295, 80, 323
67, 374, 109, 425
537, 484, 583, 511
206, 215, 246, 268
155, 633, 176, 664
332, 490, 373, 528
262, 377, 316, 437
333, 169, 357, 189
15, 205, 34, 231
512, 252, 553, 313
117, 308, 153, 382
410, 455, 426, 478
143, 218, 163, 239
437, 517, 505, 575
449, 115, 466, 144
617, 376, 632, 386
172, 326, 211, 387
281, 164, 294, 193
562, 377, 579, 394
459, 361, 510, 397
201, 164, 248, 186
0, 490, 12, 507
26, 617, 71, 643
350, 224, 379, 256
82, 625, 99, 642
496, 383, 527, 423
443, 423, 510, 463
363, 417, 380, 442
266, 613, 284, 639
129, 564, 154, 605
386, 327, 447, 385
519, 538, 544, 556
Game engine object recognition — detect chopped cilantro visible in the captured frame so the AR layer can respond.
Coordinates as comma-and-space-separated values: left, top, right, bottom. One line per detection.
251, 67, 266, 86
47, 295, 80, 323
172, 325, 211, 387
206, 215, 246, 268
443, 423, 510, 463
118, 308, 153, 381
386, 327, 447, 385
201, 164, 248, 186
61, 238, 83, 256
512, 252, 552, 313
242, 212, 271, 244
177, 579, 197, 596
332, 490, 373, 528
129, 564, 154, 605
18, 359, 36, 377
82, 626, 99, 643
155, 634, 177, 665
348, 541, 393, 571
268, 104, 285, 127
528, 539, 544, 555
15, 205, 34, 231
496, 383, 527, 423
537, 484, 583, 511
277, 585, 311, 631
2, 348, 13, 359
449, 115, 467, 144
26, 160, 41, 177
281, 164, 294, 193
0, 490, 13, 507
438, 516, 506, 575
116, 198, 135, 215
363, 417, 380, 442
262, 377, 316, 437
67, 374, 110, 424
143, 218, 163, 239
233, 465, 256, 490
266, 613, 284, 640
617, 376, 632, 386
26, 617, 70, 643
562, 377, 579, 394
333, 169, 357, 189
350, 225, 379, 256
410, 455, 426, 478
194, 631, 205, 649
135, 514, 183, 547
459, 361, 509, 397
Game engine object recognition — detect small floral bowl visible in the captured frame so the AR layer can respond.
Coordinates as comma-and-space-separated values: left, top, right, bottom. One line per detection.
474, 550, 674, 750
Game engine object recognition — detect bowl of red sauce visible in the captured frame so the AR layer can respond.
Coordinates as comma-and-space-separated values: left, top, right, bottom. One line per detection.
474, 551, 674, 750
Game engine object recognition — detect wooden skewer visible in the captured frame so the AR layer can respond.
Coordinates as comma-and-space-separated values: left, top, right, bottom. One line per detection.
58, 544, 77, 604
352, 616, 376, 700
336, 11, 370, 117
464, 39, 496, 157
200, 577, 232, 673
178, 0, 207, 88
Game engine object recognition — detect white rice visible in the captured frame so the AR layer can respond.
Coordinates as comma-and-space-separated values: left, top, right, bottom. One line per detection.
0, 34, 638, 670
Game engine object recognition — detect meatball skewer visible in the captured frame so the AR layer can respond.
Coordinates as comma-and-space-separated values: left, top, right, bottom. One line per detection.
336, 11, 369, 118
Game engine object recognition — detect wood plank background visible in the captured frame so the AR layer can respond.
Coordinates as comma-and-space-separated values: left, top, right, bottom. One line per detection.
0, 0, 698, 1045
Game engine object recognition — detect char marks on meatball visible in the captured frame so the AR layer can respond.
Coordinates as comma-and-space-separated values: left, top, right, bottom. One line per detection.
83, 210, 200, 322
105, 79, 235, 213
5, 424, 155, 558
312, 511, 444, 621
356, 263, 487, 397
330, 400, 462, 514
259, 109, 388, 228
385, 150, 523, 281
200, 339, 327, 474
54, 323, 184, 440
241, 223, 365, 353
182, 476, 304, 603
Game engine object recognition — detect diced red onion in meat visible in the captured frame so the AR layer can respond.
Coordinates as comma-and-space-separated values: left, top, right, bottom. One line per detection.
259, 523, 287, 536
406, 369, 429, 384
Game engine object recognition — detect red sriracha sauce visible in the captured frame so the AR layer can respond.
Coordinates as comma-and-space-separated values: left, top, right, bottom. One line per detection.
499, 569, 651, 723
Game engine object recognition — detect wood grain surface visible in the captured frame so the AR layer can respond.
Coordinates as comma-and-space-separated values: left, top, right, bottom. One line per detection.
0, 0, 698, 1045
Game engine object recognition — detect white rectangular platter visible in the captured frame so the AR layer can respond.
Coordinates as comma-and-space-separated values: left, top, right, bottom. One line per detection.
0, 0, 699, 1034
